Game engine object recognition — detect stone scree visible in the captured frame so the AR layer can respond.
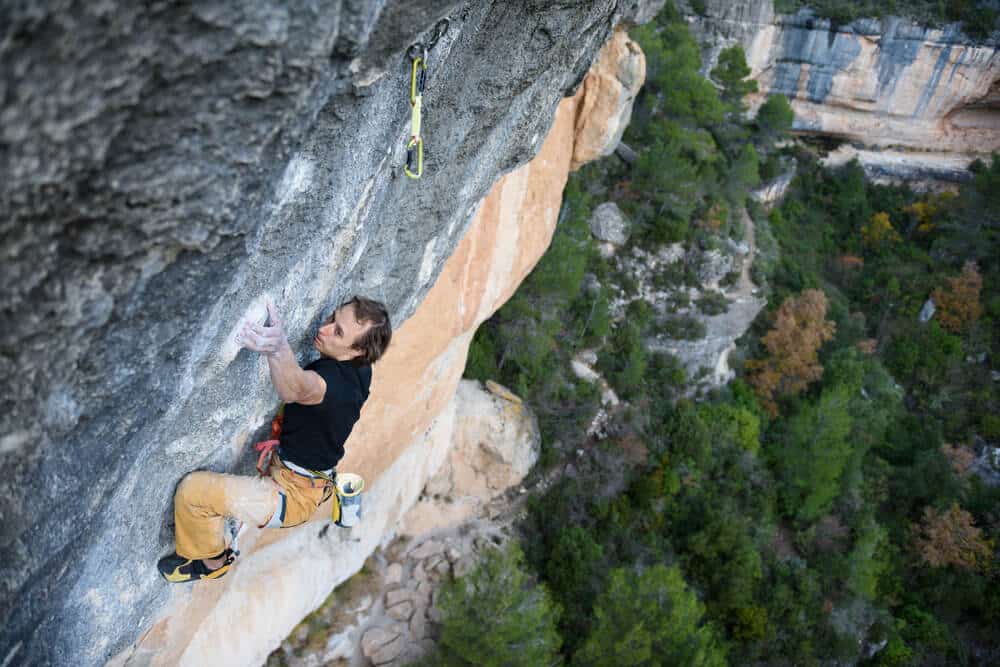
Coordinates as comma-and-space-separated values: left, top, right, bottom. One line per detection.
0, 1, 661, 664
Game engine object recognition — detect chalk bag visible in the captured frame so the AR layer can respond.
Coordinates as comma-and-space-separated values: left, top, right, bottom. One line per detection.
333, 472, 365, 528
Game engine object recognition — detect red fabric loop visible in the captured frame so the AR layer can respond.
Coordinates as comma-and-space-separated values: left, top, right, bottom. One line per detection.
255, 439, 280, 475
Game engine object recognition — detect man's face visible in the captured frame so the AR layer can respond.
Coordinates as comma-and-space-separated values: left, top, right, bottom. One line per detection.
314, 302, 371, 360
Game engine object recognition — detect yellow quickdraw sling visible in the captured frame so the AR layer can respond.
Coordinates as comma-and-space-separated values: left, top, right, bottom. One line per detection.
404, 18, 449, 179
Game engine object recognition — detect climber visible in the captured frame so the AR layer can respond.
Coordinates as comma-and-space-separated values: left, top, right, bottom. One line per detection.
157, 296, 392, 583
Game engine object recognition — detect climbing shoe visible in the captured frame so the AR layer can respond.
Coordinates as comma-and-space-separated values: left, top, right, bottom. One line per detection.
157, 549, 234, 583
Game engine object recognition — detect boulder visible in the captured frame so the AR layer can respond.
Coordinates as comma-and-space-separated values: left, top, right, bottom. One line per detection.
398, 380, 541, 536
919, 298, 936, 323
589, 202, 631, 246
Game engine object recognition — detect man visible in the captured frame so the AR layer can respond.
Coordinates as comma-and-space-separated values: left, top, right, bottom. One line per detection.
157, 296, 392, 582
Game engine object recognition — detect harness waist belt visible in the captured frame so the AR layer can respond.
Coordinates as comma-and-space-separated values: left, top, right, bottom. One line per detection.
277, 449, 335, 479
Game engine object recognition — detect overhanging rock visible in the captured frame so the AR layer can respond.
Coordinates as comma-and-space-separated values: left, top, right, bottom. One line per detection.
0, 2, 659, 664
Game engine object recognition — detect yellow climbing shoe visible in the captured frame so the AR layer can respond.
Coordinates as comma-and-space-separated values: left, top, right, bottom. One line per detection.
157, 549, 234, 583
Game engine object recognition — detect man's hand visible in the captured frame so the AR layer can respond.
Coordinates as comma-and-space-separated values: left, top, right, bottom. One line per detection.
237, 302, 287, 356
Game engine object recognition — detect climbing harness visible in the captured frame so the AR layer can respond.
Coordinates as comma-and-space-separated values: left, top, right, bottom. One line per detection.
252, 405, 366, 527
404, 18, 449, 179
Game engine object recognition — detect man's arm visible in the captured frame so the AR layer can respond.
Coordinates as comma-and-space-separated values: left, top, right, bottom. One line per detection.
238, 302, 327, 405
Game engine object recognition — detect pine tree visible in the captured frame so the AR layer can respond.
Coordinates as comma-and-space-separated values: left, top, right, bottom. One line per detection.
572, 565, 726, 667
711, 45, 758, 111
431, 542, 563, 667
773, 386, 854, 522
755, 94, 794, 139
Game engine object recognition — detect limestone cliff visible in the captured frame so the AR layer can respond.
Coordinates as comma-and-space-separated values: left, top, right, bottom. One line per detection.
0, 2, 650, 663
687, 0, 1000, 181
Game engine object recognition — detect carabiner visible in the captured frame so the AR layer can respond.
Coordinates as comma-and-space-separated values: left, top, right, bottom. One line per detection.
410, 56, 426, 105
405, 136, 423, 179
428, 18, 449, 50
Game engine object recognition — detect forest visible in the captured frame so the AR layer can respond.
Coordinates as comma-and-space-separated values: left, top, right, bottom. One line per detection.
418, 4, 999, 666
768, 0, 997, 37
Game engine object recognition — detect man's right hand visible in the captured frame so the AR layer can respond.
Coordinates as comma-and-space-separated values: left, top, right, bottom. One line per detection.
237, 302, 287, 357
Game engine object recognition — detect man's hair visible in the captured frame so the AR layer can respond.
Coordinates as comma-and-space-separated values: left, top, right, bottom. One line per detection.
343, 296, 392, 365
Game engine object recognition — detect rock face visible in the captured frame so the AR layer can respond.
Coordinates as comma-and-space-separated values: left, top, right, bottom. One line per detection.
612, 209, 765, 388
750, 169, 796, 208
273, 381, 537, 666
0, 4, 648, 664
571, 25, 647, 169
688, 0, 1000, 179
398, 380, 540, 536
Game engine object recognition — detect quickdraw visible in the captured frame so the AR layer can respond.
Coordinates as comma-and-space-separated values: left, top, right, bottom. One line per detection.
404, 18, 449, 179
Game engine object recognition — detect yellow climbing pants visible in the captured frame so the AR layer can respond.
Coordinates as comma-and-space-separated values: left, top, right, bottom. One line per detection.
173, 457, 331, 560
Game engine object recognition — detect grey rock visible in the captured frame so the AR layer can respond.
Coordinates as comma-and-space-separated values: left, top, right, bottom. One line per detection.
386, 588, 414, 608
624, 0, 668, 25
413, 560, 427, 583
750, 170, 796, 208
362, 626, 398, 657
919, 298, 936, 323
410, 608, 428, 639
0, 0, 647, 663
384, 562, 404, 586
696, 249, 734, 288
589, 202, 631, 246
371, 634, 406, 665
424, 553, 445, 572
416, 580, 433, 604
409, 540, 444, 560
386, 599, 415, 621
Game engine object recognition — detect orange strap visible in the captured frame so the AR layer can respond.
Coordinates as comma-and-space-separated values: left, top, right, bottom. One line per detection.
254, 412, 285, 475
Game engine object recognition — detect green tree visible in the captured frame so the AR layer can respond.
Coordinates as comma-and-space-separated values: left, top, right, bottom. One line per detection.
631, 19, 725, 128
433, 542, 562, 666
772, 387, 854, 522
728, 142, 760, 199
711, 46, 758, 110
700, 402, 761, 454
573, 565, 727, 667
685, 510, 763, 613
755, 94, 794, 139
545, 526, 606, 645
846, 518, 888, 600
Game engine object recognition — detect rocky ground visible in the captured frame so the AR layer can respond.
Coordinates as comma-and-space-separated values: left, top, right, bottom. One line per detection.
266, 520, 512, 666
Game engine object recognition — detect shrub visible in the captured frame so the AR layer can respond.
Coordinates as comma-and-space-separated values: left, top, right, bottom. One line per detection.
432, 542, 562, 667
696, 291, 730, 316
572, 565, 727, 667
662, 315, 707, 340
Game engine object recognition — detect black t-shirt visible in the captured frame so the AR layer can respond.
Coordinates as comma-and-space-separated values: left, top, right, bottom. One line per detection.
278, 357, 371, 471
